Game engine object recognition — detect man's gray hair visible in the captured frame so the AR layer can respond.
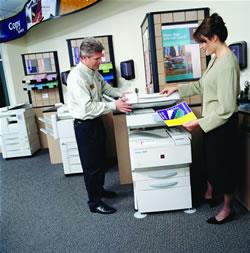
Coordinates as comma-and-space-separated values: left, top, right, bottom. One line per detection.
80, 37, 104, 57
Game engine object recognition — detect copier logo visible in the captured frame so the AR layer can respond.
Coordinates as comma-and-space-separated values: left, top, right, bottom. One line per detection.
0, 9, 27, 42
8, 20, 24, 34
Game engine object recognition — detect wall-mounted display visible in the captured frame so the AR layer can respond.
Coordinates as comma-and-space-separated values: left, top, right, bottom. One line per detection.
0, 0, 101, 43
229, 41, 247, 70
141, 7, 210, 93
66, 35, 117, 86
161, 21, 201, 83
120, 59, 135, 80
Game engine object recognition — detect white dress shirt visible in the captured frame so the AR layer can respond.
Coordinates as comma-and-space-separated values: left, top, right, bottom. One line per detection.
67, 62, 122, 120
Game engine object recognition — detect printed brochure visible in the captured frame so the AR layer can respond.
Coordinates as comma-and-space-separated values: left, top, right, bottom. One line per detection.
157, 101, 197, 127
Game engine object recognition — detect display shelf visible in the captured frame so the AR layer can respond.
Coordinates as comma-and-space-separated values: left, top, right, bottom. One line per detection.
21, 51, 63, 107
23, 82, 58, 91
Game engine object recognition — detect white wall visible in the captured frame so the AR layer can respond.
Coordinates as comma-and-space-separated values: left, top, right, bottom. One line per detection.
2, 0, 250, 104
1, 37, 27, 105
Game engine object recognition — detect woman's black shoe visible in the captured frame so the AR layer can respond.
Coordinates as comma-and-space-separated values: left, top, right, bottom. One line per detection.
206, 212, 235, 225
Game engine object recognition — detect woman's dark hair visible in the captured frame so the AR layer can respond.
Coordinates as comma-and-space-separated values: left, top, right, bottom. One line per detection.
193, 13, 228, 43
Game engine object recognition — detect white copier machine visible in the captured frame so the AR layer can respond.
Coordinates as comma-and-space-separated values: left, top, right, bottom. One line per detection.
39, 105, 82, 175
0, 104, 40, 158
125, 93, 193, 215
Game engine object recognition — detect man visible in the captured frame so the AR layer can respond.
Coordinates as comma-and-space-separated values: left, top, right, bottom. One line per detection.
67, 37, 132, 215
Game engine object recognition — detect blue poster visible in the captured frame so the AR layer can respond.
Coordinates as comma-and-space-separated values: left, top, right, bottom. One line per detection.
0, 10, 27, 42
161, 22, 201, 83
162, 28, 191, 47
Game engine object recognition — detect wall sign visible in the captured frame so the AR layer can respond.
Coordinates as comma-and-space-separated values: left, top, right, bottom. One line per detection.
0, 10, 27, 42
0, 0, 101, 43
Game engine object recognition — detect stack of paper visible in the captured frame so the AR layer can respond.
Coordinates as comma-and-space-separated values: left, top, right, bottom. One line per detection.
125, 92, 180, 104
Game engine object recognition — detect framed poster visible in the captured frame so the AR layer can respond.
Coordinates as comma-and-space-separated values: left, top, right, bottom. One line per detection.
161, 21, 202, 83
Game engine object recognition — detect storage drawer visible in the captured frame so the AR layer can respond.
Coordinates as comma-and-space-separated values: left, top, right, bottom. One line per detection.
3, 133, 25, 140
134, 176, 190, 191
60, 142, 79, 157
66, 142, 78, 150
3, 137, 28, 145
5, 149, 32, 158
132, 166, 189, 181
63, 163, 83, 175
137, 186, 192, 213
68, 148, 79, 156
61, 143, 78, 152
60, 138, 78, 148
68, 155, 81, 165
6, 143, 30, 152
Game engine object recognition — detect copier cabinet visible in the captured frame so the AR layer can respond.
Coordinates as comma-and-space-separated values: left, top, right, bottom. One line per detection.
133, 166, 192, 213
0, 105, 40, 158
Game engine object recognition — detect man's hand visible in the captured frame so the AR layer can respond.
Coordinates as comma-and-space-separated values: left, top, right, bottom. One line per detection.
160, 86, 178, 96
182, 119, 199, 132
121, 91, 133, 97
115, 98, 132, 113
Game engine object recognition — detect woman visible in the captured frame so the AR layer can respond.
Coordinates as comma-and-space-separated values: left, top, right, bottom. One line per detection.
160, 13, 240, 224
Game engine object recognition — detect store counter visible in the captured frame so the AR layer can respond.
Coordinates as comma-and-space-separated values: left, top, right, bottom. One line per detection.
238, 104, 250, 211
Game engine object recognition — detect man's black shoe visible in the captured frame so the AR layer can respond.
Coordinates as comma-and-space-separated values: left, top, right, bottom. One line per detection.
90, 202, 116, 215
101, 190, 117, 199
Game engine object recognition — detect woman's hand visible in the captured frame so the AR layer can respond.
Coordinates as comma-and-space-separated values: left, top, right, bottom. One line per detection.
182, 119, 199, 132
160, 86, 178, 96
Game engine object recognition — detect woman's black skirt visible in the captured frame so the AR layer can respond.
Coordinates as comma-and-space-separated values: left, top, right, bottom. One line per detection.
203, 113, 239, 195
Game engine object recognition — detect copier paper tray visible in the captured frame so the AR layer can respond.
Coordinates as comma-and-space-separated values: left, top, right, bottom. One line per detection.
129, 128, 169, 139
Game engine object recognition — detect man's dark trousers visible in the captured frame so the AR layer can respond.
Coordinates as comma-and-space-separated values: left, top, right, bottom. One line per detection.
74, 117, 106, 209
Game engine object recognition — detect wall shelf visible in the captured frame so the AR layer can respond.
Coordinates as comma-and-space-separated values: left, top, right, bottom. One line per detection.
21, 51, 64, 107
